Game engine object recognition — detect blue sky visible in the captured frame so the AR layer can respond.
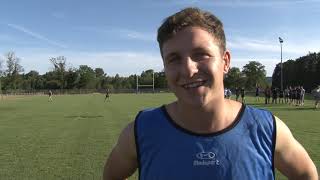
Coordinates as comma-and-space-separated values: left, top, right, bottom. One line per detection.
1, 0, 319, 77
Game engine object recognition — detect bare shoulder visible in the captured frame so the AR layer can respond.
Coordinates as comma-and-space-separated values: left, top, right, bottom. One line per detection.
274, 116, 318, 179
118, 122, 137, 158
103, 122, 138, 180
119, 121, 136, 151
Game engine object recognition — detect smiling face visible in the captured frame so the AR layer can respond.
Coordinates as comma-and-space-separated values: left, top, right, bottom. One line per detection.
162, 26, 230, 107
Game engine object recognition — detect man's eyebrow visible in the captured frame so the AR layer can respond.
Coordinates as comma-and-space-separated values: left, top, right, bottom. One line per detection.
192, 47, 209, 52
164, 52, 179, 60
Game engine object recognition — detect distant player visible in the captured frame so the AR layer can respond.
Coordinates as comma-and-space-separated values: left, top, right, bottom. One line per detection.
48, 90, 53, 102
240, 87, 245, 103
255, 86, 260, 102
235, 87, 240, 101
300, 86, 305, 106
312, 85, 320, 109
271, 87, 278, 104
227, 89, 232, 99
104, 89, 110, 102
264, 86, 271, 104
296, 86, 301, 106
278, 88, 284, 104
284, 87, 290, 104
224, 88, 228, 98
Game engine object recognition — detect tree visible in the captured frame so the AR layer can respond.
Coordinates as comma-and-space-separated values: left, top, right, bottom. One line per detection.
4, 52, 24, 89
77, 65, 96, 89
0, 59, 3, 95
140, 69, 154, 85
0, 58, 3, 76
64, 68, 80, 89
272, 63, 281, 89
102, 76, 114, 90
112, 74, 122, 89
95, 68, 105, 78
242, 61, 266, 90
272, 52, 320, 91
95, 68, 105, 89
49, 56, 67, 89
224, 67, 245, 89
24, 70, 40, 90
154, 71, 167, 89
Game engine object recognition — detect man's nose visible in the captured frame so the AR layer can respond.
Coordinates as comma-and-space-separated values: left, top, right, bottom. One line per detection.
181, 57, 198, 78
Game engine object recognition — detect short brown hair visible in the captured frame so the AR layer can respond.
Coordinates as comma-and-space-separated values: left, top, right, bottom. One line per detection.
157, 7, 226, 55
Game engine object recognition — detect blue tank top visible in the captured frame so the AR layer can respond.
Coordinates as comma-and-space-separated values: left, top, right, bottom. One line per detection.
134, 104, 276, 180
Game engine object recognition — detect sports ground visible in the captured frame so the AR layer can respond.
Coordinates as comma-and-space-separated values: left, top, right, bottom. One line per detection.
0, 93, 319, 179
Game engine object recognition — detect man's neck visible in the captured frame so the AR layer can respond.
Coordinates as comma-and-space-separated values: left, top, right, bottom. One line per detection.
169, 98, 240, 134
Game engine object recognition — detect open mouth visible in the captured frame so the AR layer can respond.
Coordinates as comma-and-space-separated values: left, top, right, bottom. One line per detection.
182, 80, 207, 89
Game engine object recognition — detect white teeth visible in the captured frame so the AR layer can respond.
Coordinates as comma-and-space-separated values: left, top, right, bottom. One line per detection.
183, 81, 204, 88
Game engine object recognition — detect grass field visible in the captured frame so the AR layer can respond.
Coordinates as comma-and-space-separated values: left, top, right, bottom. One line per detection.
0, 93, 319, 180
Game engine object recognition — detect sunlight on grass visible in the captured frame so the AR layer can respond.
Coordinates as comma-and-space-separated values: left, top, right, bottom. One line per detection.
0, 94, 318, 179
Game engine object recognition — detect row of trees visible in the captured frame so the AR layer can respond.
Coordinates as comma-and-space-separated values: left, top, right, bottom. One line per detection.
0, 52, 169, 92
272, 52, 320, 92
0, 51, 284, 93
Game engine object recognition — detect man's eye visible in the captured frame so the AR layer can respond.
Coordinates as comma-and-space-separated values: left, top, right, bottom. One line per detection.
166, 57, 180, 64
193, 52, 210, 60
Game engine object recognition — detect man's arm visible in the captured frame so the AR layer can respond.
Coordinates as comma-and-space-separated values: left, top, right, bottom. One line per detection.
274, 116, 318, 180
103, 122, 138, 180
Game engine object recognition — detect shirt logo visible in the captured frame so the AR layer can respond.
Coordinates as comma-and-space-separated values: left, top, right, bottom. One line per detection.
196, 151, 215, 160
193, 142, 220, 166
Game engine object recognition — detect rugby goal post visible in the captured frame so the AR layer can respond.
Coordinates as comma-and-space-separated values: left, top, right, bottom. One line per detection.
136, 72, 154, 93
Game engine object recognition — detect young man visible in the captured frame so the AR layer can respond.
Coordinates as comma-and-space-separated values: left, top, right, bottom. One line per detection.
48, 90, 53, 102
312, 85, 320, 109
235, 86, 240, 101
284, 87, 290, 104
279, 88, 284, 104
240, 87, 245, 103
103, 7, 318, 180
104, 88, 110, 102
226, 88, 232, 99
300, 86, 305, 106
255, 85, 260, 102
272, 87, 278, 104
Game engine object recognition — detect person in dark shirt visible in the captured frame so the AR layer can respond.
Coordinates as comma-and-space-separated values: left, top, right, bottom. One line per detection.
255, 86, 260, 102
48, 90, 53, 102
104, 88, 110, 102
235, 87, 240, 102
240, 87, 245, 103
272, 87, 278, 104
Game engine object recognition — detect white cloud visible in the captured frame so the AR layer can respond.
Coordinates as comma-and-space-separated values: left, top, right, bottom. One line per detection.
227, 35, 320, 76
7, 24, 67, 49
74, 26, 155, 42
228, 36, 320, 55
119, 29, 155, 41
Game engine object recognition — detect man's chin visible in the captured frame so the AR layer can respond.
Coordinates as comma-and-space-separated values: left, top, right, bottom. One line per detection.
179, 97, 208, 108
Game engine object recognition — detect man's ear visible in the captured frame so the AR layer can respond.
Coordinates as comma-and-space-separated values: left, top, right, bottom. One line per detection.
223, 50, 231, 74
